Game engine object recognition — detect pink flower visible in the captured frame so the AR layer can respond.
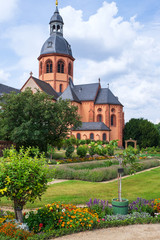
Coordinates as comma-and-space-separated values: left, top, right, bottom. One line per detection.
102, 218, 105, 221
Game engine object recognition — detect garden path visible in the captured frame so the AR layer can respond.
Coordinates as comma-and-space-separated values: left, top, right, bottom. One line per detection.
52, 224, 160, 240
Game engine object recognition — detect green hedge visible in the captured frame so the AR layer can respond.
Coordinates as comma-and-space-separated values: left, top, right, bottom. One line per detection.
54, 159, 160, 182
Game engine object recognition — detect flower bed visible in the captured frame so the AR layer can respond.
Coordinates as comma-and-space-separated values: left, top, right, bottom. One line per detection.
1, 197, 160, 239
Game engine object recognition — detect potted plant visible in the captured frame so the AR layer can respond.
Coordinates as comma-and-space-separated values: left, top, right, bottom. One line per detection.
112, 146, 141, 215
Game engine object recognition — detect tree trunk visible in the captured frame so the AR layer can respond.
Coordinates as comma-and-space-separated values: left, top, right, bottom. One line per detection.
14, 199, 23, 223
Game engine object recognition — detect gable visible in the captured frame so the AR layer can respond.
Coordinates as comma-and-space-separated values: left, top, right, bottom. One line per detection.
21, 78, 41, 93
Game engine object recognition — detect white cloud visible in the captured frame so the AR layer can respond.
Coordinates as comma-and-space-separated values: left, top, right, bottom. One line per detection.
0, 69, 11, 83
1, 1, 160, 123
0, 0, 19, 23
3, 24, 48, 85
60, 2, 160, 123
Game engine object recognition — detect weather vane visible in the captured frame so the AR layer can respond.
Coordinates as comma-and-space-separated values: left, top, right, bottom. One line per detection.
56, 0, 58, 6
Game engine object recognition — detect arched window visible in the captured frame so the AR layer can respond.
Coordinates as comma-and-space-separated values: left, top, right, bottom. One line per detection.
97, 114, 102, 122
90, 133, 94, 140
68, 63, 72, 75
57, 61, 64, 73
52, 25, 56, 32
57, 25, 60, 32
103, 133, 106, 141
59, 84, 63, 93
46, 60, 53, 73
111, 114, 116, 126
40, 62, 42, 75
77, 133, 81, 140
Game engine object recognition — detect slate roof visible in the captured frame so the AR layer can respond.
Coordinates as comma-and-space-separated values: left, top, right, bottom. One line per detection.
50, 6, 64, 24
32, 77, 59, 99
73, 83, 99, 101
74, 122, 110, 131
58, 84, 81, 103
95, 88, 123, 106
0, 83, 20, 95
40, 34, 73, 57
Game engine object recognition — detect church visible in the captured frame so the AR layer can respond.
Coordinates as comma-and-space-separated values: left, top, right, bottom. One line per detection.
21, 1, 124, 146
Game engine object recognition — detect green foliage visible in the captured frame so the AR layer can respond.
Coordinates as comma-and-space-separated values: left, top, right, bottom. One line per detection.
77, 145, 88, 158
23, 205, 62, 233
88, 142, 96, 156
122, 146, 142, 174
47, 144, 55, 160
0, 147, 48, 221
124, 118, 160, 148
0, 89, 81, 151
65, 145, 75, 158
155, 122, 160, 135
79, 140, 86, 145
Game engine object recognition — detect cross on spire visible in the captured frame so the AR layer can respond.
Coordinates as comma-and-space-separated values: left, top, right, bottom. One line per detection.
30, 71, 33, 77
107, 83, 109, 89
56, 0, 58, 6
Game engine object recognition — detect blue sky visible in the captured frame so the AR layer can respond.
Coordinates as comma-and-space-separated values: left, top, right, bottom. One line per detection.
0, 0, 160, 123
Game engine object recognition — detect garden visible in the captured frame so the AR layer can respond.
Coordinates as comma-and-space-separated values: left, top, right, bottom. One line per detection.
0, 141, 160, 239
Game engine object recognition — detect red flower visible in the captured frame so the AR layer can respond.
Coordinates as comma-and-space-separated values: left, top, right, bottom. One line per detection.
23, 212, 26, 216
58, 220, 62, 223
39, 223, 43, 228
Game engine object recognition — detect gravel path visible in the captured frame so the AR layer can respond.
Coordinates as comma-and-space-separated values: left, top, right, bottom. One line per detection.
52, 224, 160, 240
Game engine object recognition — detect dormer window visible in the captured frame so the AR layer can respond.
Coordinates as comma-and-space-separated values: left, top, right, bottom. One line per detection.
47, 42, 53, 48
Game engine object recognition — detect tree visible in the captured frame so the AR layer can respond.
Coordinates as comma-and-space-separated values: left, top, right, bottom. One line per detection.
155, 122, 160, 135
0, 89, 81, 151
124, 118, 160, 148
0, 147, 48, 222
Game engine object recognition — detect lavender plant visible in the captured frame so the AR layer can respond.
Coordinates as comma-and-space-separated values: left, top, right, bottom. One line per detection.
86, 198, 113, 218
128, 198, 154, 215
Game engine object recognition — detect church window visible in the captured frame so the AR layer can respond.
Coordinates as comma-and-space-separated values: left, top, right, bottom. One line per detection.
53, 25, 56, 32
77, 133, 81, 140
111, 114, 116, 126
111, 108, 115, 113
57, 25, 60, 32
40, 62, 42, 75
97, 114, 102, 122
98, 108, 102, 112
68, 63, 72, 75
57, 61, 64, 73
90, 133, 94, 140
103, 133, 106, 141
59, 84, 63, 93
46, 60, 53, 73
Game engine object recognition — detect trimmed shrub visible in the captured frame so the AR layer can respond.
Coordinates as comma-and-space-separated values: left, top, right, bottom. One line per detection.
65, 145, 75, 158
77, 145, 88, 158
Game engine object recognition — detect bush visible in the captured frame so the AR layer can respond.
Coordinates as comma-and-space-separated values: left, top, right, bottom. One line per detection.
0, 222, 33, 239
65, 145, 75, 158
86, 198, 113, 218
24, 204, 62, 233
77, 145, 88, 158
80, 140, 86, 145
128, 198, 154, 215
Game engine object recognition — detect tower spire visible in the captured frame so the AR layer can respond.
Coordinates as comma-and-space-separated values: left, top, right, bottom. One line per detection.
56, 0, 58, 7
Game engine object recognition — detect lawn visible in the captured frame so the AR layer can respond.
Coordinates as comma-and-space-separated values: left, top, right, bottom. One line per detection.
1, 167, 160, 209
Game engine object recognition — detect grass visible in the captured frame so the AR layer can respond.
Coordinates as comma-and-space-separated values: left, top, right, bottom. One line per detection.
1, 167, 160, 209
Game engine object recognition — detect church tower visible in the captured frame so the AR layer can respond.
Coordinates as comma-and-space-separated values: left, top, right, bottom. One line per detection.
38, 0, 75, 93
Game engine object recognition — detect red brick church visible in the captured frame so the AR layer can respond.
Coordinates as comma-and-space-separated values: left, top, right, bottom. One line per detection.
21, 1, 125, 146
